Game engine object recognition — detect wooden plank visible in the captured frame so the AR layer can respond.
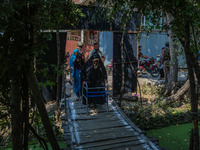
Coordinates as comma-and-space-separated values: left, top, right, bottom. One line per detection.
61, 122, 73, 147
111, 100, 158, 150
75, 120, 128, 131
75, 126, 136, 136
79, 141, 147, 150
63, 135, 71, 145
63, 93, 158, 150
111, 100, 144, 134
70, 112, 117, 121
77, 129, 139, 144
69, 100, 108, 107
69, 103, 109, 110
70, 108, 113, 114
109, 144, 150, 150
75, 137, 140, 149
61, 115, 68, 120
75, 117, 121, 125
72, 114, 118, 121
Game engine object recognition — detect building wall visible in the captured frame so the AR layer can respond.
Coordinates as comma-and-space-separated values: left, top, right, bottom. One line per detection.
65, 30, 95, 61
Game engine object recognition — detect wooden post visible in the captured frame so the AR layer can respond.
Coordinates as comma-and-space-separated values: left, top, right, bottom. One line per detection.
26, 67, 60, 150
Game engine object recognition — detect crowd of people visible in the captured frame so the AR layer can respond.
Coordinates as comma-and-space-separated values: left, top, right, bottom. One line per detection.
68, 41, 107, 108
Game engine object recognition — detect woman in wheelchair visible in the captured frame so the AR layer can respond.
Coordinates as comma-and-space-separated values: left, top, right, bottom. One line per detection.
81, 52, 108, 108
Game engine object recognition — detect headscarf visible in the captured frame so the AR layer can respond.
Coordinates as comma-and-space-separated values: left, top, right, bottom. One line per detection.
81, 52, 107, 82
84, 52, 102, 71
69, 49, 79, 68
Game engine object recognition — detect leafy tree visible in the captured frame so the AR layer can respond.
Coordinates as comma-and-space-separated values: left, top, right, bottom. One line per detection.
95, 0, 200, 149
0, 0, 82, 149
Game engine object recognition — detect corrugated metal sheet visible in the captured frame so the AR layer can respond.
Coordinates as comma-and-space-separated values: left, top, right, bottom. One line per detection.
139, 32, 168, 59
99, 31, 113, 65
139, 32, 187, 68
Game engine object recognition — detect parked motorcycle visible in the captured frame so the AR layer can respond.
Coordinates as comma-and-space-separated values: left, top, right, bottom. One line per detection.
138, 57, 160, 77
106, 60, 113, 75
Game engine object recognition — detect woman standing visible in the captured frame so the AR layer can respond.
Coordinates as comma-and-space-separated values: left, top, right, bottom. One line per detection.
81, 52, 107, 107
69, 42, 85, 100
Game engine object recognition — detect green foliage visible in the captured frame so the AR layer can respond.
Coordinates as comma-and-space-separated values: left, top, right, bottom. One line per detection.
93, 0, 140, 31
96, 0, 200, 58
146, 123, 199, 150
5, 141, 67, 150
31, 110, 61, 138
130, 103, 192, 130
36, 63, 67, 89
0, 0, 83, 148
122, 82, 192, 130
3, 108, 65, 149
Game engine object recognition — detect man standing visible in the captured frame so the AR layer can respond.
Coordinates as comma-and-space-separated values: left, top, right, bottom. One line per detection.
89, 42, 105, 63
158, 47, 165, 80
161, 42, 170, 80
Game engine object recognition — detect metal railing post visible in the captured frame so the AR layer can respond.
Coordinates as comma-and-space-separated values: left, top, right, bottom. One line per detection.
64, 86, 66, 113
106, 84, 109, 112
81, 84, 83, 109
86, 83, 88, 115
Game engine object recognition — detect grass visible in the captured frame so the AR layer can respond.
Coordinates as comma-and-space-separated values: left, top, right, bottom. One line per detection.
3, 141, 67, 150
145, 123, 200, 150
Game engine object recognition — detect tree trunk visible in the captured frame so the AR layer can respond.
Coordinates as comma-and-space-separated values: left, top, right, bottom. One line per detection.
26, 66, 60, 150
56, 30, 62, 123
10, 72, 22, 150
119, 25, 126, 107
187, 61, 199, 150
190, 24, 200, 86
22, 74, 29, 150
166, 13, 178, 95
161, 79, 190, 105
183, 20, 199, 150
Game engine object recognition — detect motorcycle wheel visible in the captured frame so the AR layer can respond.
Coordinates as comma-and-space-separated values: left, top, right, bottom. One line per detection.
151, 67, 160, 77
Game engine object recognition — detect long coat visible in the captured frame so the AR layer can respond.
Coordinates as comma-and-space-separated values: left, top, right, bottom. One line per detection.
81, 52, 107, 105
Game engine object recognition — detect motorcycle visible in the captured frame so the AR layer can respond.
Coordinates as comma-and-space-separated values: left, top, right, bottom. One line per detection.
138, 57, 160, 77
106, 59, 113, 75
